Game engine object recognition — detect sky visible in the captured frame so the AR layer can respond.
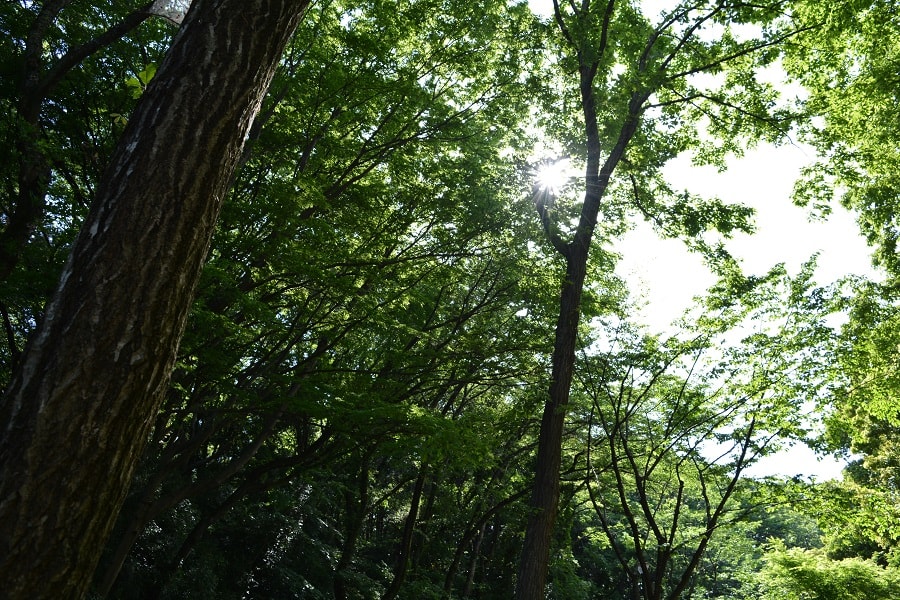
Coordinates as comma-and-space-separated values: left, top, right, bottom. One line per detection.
617, 143, 877, 332
617, 142, 876, 481
525, 0, 879, 480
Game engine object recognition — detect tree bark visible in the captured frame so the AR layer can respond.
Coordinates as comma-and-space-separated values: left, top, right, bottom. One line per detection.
0, 1, 309, 597
515, 254, 587, 599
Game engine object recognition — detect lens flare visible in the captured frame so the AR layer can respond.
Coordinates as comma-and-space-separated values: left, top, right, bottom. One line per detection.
535, 158, 573, 195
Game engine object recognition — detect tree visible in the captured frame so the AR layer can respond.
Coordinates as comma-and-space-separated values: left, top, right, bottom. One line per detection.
0, 1, 181, 379
786, 0, 900, 274
574, 261, 832, 600
517, 1, 803, 596
0, 1, 310, 596
84, 2, 552, 596
781, 0, 900, 575
3, 0, 891, 597
757, 541, 900, 600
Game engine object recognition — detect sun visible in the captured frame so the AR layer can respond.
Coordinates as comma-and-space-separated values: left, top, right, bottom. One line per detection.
535, 157, 574, 196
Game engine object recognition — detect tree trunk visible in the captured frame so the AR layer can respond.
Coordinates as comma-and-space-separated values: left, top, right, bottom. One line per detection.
515, 254, 587, 598
462, 522, 487, 598
382, 470, 427, 600
0, 1, 309, 597
515, 26, 649, 594
334, 453, 371, 600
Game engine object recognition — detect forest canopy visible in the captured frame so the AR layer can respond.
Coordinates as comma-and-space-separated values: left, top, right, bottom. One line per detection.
0, 0, 898, 598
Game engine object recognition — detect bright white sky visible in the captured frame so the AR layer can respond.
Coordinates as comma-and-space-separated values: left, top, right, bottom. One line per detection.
526, 0, 878, 480
621, 143, 875, 481
618, 143, 877, 331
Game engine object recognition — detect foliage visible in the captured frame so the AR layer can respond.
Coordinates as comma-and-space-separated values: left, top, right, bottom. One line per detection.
785, 0, 900, 272
0, 0, 897, 598
83, 1, 556, 597
783, 0, 900, 570
756, 541, 900, 600
565, 260, 835, 600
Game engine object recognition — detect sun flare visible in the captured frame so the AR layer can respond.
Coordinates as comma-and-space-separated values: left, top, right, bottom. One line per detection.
535, 158, 574, 196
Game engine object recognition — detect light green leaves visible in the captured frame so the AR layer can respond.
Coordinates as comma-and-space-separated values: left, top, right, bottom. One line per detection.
758, 540, 900, 600
125, 63, 157, 99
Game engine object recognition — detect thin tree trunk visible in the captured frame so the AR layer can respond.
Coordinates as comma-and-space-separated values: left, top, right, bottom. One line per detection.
97, 409, 282, 595
516, 256, 587, 598
334, 453, 371, 600
462, 522, 487, 598
410, 474, 439, 574
0, 1, 309, 597
382, 470, 427, 600
442, 484, 531, 597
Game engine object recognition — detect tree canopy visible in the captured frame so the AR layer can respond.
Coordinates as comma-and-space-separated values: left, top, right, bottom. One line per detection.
0, 0, 898, 598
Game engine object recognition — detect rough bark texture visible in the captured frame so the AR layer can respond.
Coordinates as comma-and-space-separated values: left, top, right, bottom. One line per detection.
0, 1, 309, 597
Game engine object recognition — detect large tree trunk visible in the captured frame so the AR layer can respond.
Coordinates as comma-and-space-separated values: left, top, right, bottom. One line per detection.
0, 1, 309, 597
